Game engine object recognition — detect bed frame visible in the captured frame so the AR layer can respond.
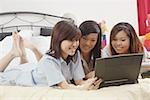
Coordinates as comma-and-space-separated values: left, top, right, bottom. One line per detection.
0, 11, 73, 40
0, 11, 73, 32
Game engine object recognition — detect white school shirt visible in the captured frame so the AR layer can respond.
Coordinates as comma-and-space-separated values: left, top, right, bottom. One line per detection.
0, 50, 85, 86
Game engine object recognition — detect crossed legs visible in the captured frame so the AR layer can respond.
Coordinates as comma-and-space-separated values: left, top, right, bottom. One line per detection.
0, 32, 27, 71
0, 32, 43, 72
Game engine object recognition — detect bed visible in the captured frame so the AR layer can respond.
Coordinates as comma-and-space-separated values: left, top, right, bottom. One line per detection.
0, 78, 149, 100
0, 11, 150, 100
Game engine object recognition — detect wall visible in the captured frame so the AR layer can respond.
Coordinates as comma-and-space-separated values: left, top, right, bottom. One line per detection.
0, 0, 138, 33
137, 0, 150, 35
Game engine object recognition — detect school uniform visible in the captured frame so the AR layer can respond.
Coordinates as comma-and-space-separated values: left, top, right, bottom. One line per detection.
81, 54, 94, 75
0, 50, 85, 86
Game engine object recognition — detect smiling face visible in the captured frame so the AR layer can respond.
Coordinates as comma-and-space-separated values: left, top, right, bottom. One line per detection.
111, 30, 130, 54
80, 33, 98, 54
61, 40, 79, 59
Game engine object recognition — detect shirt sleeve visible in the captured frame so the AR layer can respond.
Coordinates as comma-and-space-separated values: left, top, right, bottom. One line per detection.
142, 47, 149, 61
72, 51, 85, 80
37, 55, 65, 86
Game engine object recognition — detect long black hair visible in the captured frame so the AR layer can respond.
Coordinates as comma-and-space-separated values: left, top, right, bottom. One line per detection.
79, 20, 101, 67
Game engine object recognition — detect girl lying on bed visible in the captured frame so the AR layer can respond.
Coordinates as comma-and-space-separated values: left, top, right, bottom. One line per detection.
0, 20, 101, 90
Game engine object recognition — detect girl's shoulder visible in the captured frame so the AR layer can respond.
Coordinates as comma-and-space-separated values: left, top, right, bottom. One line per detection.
39, 54, 60, 65
143, 47, 150, 59
42, 54, 56, 60
37, 54, 64, 71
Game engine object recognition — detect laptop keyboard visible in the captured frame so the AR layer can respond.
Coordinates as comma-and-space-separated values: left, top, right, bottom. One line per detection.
99, 79, 138, 88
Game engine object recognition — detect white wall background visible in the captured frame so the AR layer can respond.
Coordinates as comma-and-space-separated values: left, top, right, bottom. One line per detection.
0, 0, 138, 33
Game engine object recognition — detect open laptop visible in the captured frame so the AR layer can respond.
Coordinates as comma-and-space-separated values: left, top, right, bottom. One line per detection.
95, 53, 143, 88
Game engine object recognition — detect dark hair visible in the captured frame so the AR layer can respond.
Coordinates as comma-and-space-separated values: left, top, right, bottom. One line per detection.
79, 20, 101, 67
47, 20, 81, 59
110, 22, 143, 55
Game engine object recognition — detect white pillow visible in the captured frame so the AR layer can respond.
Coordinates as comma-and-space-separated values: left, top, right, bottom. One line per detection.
18, 30, 33, 39
1, 36, 12, 56
31, 36, 51, 54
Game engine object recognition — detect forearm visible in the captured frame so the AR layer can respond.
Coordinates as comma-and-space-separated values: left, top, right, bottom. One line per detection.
75, 79, 85, 85
57, 78, 100, 90
68, 84, 88, 90
0, 51, 15, 72
58, 81, 88, 90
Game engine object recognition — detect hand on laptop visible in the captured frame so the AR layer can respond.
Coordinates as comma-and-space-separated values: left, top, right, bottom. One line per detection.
80, 77, 103, 90
88, 78, 103, 90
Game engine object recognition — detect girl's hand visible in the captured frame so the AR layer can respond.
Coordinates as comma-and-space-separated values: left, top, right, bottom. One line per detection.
85, 71, 95, 79
88, 78, 103, 90
80, 77, 102, 90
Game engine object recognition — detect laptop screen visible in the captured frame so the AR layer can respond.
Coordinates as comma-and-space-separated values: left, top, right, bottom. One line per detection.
95, 53, 143, 82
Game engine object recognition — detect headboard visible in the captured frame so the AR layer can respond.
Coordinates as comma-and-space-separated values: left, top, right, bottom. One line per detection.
0, 11, 73, 40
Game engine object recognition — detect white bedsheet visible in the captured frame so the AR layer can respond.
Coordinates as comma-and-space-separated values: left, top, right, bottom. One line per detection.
0, 78, 149, 100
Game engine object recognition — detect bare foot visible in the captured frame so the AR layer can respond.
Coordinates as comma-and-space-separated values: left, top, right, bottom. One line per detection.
11, 32, 26, 57
11, 32, 21, 57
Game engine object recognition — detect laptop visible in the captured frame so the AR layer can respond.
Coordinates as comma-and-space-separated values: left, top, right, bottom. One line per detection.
95, 53, 143, 88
